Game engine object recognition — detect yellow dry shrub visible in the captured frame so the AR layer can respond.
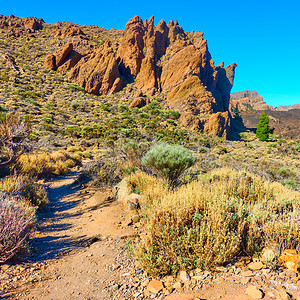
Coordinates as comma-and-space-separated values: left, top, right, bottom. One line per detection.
127, 168, 300, 276
17, 151, 81, 177
0, 175, 48, 207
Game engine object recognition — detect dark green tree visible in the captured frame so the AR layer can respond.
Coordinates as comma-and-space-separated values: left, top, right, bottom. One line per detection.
256, 111, 271, 141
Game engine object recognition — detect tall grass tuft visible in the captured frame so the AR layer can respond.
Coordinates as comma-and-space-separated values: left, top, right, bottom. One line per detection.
127, 168, 300, 276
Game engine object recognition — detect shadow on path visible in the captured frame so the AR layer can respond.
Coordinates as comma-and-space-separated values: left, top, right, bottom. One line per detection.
26, 171, 95, 262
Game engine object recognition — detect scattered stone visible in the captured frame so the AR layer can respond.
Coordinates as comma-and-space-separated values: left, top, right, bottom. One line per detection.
215, 266, 228, 272
173, 281, 183, 291
147, 280, 164, 294
132, 214, 140, 223
165, 293, 195, 300
279, 249, 300, 272
248, 261, 266, 271
278, 290, 293, 300
164, 275, 174, 287
178, 270, 191, 283
245, 285, 264, 299
241, 277, 251, 285
242, 270, 254, 277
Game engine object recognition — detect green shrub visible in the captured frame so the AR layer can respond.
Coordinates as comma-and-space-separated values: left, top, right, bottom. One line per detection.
293, 144, 300, 152
142, 144, 196, 184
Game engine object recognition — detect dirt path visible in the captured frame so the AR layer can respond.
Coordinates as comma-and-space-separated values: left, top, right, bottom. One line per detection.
1, 171, 300, 300
1, 171, 137, 299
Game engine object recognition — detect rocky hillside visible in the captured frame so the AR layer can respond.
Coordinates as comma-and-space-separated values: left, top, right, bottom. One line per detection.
240, 109, 300, 139
275, 103, 300, 111
230, 90, 273, 111
42, 15, 237, 138
230, 90, 300, 111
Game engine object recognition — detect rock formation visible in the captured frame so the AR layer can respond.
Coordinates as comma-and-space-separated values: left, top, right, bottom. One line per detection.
69, 41, 122, 95
230, 90, 273, 111
230, 90, 300, 112
44, 43, 82, 72
44, 16, 237, 138
0, 15, 43, 35
51, 24, 87, 39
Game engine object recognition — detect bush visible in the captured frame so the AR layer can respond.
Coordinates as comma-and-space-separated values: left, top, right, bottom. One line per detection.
141, 144, 196, 185
17, 151, 81, 178
127, 169, 300, 276
0, 192, 36, 263
0, 114, 31, 174
0, 175, 48, 207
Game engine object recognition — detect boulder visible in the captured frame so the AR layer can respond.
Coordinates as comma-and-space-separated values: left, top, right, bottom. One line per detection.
128, 97, 149, 109
57, 50, 82, 73
54, 43, 73, 67
147, 280, 164, 294
245, 285, 264, 299
278, 249, 300, 272
24, 17, 43, 32
44, 43, 82, 72
44, 54, 56, 71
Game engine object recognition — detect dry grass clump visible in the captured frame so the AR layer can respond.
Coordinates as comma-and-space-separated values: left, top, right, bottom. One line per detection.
17, 150, 81, 177
127, 168, 300, 276
0, 175, 48, 207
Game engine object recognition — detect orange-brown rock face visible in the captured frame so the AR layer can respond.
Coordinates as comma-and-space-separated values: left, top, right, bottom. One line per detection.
44, 43, 82, 72
0, 15, 43, 35
69, 41, 122, 95
230, 90, 274, 111
24, 17, 43, 32
43, 15, 237, 138
52, 24, 87, 39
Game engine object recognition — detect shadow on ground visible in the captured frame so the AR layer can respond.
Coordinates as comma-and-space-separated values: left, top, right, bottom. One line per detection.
24, 172, 98, 263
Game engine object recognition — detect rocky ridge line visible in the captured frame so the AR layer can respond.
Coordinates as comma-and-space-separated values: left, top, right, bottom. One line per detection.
230, 90, 300, 111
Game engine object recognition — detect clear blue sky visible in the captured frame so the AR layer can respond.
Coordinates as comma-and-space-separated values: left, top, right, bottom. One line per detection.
2, 0, 300, 107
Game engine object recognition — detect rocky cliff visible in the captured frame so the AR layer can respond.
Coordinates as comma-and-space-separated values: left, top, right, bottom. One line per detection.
231, 90, 300, 112
44, 16, 237, 138
230, 90, 273, 111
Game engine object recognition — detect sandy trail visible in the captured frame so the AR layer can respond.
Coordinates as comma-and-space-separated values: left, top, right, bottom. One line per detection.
5, 171, 136, 300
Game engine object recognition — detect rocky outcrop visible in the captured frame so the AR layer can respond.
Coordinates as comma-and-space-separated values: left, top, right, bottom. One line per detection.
52, 24, 87, 39
44, 15, 237, 138
23, 17, 43, 32
44, 43, 82, 72
0, 15, 43, 34
230, 90, 274, 111
231, 90, 300, 112
69, 41, 122, 95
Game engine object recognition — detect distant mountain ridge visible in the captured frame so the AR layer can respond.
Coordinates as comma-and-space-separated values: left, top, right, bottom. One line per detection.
230, 90, 300, 111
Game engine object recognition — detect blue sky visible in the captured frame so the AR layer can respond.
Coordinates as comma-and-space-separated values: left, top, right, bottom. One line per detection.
1, 0, 300, 107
